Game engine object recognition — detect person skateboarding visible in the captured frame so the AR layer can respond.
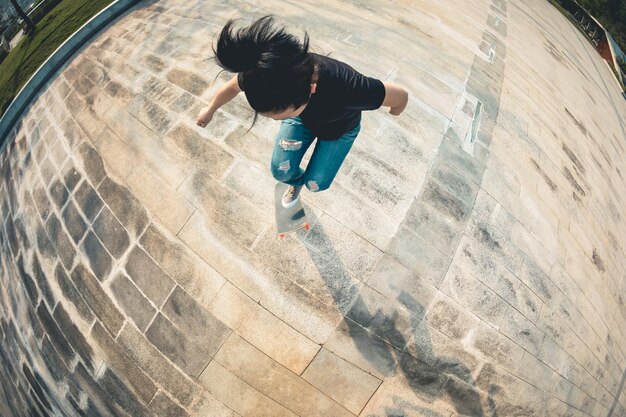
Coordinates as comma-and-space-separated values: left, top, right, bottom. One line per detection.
197, 15, 408, 210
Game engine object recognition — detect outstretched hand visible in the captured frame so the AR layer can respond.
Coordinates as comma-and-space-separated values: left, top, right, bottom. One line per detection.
382, 82, 409, 117
389, 106, 405, 116
196, 106, 214, 128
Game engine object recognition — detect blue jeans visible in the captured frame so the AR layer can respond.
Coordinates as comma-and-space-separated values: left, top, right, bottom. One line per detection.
270, 117, 361, 192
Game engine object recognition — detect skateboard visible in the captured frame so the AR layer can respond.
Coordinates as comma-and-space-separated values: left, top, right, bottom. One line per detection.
274, 182, 310, 237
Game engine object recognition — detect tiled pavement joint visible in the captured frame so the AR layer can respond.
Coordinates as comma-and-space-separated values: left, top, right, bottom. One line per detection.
387, 0, 508, 297
607, 366, 626, 417
364, 0, 510, 415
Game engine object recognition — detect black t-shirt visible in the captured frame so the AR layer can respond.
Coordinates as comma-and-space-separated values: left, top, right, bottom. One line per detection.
238, 53, 386, 140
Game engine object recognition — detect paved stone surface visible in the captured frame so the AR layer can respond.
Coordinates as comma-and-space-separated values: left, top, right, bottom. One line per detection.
0, 0, 626, 416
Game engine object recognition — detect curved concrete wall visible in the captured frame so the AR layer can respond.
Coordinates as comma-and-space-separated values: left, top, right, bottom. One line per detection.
1, 0, 626, 416
0, 0, 141, 150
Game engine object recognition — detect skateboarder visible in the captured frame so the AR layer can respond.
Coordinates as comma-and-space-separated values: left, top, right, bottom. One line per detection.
197, 16, 408, 209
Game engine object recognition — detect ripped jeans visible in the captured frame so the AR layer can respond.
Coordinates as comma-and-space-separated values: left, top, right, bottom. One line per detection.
270, 116, 361, 192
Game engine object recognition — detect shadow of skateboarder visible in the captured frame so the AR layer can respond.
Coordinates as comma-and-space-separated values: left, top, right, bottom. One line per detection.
297, 212, 500, 417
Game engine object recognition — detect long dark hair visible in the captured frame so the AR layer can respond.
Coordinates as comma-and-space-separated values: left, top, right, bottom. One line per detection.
213, 16, 315, 125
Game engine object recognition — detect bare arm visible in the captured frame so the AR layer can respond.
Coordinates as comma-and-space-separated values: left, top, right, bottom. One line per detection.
381, 82, 409, 116
197, 75, 242, 127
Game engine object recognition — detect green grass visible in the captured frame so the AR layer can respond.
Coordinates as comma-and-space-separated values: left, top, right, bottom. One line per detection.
0, 0, 114, 117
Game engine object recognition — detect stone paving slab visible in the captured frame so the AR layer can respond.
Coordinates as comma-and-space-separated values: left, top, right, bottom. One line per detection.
0, 0, 626, 416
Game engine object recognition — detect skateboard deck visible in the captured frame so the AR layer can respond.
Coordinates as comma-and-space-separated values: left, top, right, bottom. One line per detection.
274, 182, 310, 237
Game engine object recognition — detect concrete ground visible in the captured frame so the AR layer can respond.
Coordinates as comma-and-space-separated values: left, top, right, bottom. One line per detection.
9, 29, 25, 50
1, 0, 626, 416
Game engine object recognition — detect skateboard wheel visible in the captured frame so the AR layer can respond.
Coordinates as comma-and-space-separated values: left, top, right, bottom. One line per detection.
304, 223, 311, 230
278, 233, 286, 238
